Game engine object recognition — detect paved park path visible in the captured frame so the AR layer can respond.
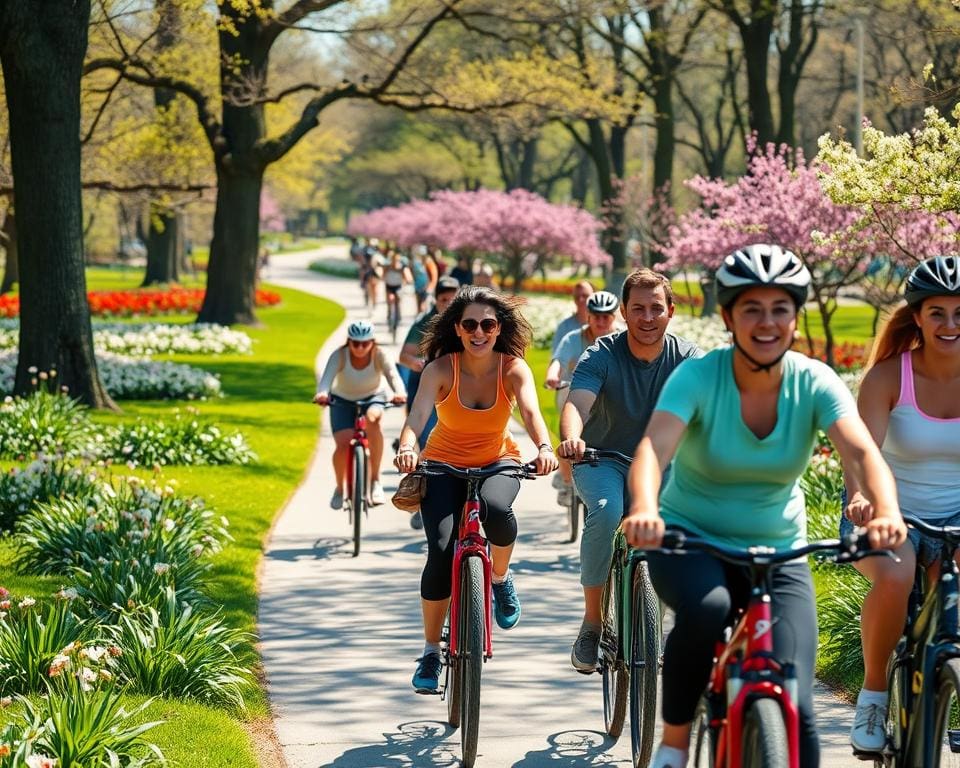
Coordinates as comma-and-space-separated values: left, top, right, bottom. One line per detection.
258, 246, 858, 767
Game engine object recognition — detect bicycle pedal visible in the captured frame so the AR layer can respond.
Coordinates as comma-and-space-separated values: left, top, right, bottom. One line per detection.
851, 748, 884, 761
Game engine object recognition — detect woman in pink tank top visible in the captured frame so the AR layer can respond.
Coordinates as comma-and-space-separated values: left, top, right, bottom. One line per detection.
843, 256, 960, 754
394, 286, 558, 694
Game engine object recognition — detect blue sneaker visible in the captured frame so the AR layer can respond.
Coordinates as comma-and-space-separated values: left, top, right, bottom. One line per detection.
492, 572, 521, 630
412, 652, 442, 694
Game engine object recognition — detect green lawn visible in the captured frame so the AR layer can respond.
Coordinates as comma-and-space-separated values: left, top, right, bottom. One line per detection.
0, 283, 344, 766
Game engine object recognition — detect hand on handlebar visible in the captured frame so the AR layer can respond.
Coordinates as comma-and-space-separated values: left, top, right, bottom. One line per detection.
862, 515, 908, 551
391, 393, 407, 405
844, 491, 874, 527
394, 448, 419, 473
533, 447, 559, 476
557, 438, 586, 462
544, 374, 562, 390
621, 510, 665, 548
313, 392, 329, 406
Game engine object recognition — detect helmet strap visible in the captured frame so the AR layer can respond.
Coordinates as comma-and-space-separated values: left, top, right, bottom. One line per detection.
730, 333, 791, 374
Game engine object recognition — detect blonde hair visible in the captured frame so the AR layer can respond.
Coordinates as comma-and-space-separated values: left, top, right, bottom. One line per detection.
865, 303, 920, 371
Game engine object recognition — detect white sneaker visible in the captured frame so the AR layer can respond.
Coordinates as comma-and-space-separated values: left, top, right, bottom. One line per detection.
330, 489, 343, 510
370, 481, 385, 506
850, 697, 887, 753
557, 486, 573, 507
551, 473, 566, 490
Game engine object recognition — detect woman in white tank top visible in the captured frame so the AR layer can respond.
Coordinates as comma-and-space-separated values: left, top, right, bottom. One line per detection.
843, 256, 960, 754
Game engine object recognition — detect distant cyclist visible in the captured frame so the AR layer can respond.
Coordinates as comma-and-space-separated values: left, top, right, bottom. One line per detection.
555, 269, 701, 674
394, 286, 558, 694
380, 250, 412, 326
551, 280, 595, 357
842, 255, 960, 754
622, 244, 905, 768
314, 320, 406, 508
545, 290, 620, 507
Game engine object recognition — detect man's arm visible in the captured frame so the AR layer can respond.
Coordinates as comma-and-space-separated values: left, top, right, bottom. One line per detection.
557, 389, 598, 461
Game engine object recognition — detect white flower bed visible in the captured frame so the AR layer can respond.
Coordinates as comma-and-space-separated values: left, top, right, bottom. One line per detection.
0, 322, 252, 358
0, 352, 221, 401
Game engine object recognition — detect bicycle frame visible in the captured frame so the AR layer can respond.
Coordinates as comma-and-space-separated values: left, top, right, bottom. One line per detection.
610, 530, 651, 670
704, 567, 800, 768
448, 476, 495, 660
888, 523, 960, 767
344, 408, 370, 501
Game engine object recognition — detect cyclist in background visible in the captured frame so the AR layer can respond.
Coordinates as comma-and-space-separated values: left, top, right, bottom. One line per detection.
545, 290, 620, 507
394, 286, 558, 694
412, 246, 439, 313
556, 269, 701, 674
380, 249, 412, 327
551, 280, 595, 357
314, 320, 406, 509
842, 255, 960, 754
621, 244, 906, 768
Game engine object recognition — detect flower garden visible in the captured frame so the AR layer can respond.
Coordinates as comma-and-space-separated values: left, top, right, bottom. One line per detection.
0, 283, 345, 766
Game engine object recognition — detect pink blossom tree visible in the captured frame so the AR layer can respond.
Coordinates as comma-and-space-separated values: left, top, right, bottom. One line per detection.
662, 140, 960, 366
348, 189, 609, 290
259, 188, 286, 234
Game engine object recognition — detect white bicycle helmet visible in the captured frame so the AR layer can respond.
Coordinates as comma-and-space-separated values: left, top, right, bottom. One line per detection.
587, 290, 619, 314
716, 244, 810, 309
904, 256, 960, 306
347, 320, 375, 342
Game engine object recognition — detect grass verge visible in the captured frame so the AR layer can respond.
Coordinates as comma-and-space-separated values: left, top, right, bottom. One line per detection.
0, 284, 344, 766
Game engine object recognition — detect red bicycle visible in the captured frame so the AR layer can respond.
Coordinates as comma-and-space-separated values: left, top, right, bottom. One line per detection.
646, 530, 885, 768
409, 459, 535, 768
324, 395, 396, 557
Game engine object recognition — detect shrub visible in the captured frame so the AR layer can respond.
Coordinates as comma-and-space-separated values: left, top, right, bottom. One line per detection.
308, 258, 359, 278
15, 480, 229, 576
109, 589, 253, 711
0, 390, 93, 461
103, 412, 256, 467
0, 457, 101, 532
817, 567, 869, 688
0, 590, 89, 697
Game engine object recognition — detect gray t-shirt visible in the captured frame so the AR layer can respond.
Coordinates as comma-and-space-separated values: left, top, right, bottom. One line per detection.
571, 330, 703, 456
551, 314, 582, 355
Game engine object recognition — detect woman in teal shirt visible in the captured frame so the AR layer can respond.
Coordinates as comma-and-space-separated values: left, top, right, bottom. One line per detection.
623, 244, 906, 768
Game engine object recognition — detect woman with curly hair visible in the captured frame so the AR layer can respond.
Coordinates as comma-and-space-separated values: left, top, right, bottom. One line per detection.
395, 285, 559, 694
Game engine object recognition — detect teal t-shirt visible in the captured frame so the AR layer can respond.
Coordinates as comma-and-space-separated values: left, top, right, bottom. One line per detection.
656, 347, 856, 549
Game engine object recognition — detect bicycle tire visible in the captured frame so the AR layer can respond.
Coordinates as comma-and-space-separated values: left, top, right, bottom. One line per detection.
567, 493, 581, 543
882, 651, 907, 766
445, 612, 461, 728
601, 556, 628, 738
742, 697, 788, 768
629, 562, 660, 768
933, 657, 960, 765
459, 555, 485, 767
690, 695, 716, 768
351, 445, 364, 557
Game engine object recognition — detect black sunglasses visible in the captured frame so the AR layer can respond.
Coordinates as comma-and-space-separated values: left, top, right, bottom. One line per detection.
459, 318, 499, 333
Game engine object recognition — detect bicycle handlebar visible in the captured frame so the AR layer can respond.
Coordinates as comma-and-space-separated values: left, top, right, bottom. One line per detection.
573, 447, 633, 467
543, 380, 571, 390
650, 529, 896, 567
412, 459, 536, 481
903, 514, 960, 544
322, 394, 401, 410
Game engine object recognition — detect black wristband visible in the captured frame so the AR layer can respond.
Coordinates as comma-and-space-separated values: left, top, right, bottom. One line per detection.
538, 443, 554, 452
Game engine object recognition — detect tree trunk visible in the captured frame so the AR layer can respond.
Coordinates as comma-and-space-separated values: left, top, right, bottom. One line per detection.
199, 166, 263, 325
740, 13, 776, 146
143, 205, 179, 285
517, 138, 538, 191
197, 6, 269, 325
585, 118, 627, 273
0, 0, 114, 408
570, 147, 591, 205
1, 211, 18, 294
652, 77, 675, 195
699, 273, 717, 317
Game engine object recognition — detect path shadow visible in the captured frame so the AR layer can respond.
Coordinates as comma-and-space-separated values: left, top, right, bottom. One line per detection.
320, 720, 459, 767
266, 537, 354, 561
509, 553, 580, 576
512, 730, 630, 767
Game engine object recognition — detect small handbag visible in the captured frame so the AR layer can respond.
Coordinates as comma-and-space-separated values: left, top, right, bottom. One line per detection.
392, 473, 427, 513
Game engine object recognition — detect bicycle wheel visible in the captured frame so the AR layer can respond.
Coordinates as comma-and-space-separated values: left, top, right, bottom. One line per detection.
600, 557, 628, 738
933, 657, 960, 766
741, 697, 788, 768
459, 555, 485, 768
351, 445, 364, 557
882, 652, 907, 766
445, 613, 461, 728
567, 493, 581, 543
629, 561, 660, 768
690, 695, 716, 768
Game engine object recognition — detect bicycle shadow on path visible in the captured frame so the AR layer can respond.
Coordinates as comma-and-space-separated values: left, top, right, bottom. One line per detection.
512, 730, 633, 767
319, 721, 459, 768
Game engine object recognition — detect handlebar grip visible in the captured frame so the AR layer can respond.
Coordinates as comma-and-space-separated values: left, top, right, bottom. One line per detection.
660, 529, 687, 549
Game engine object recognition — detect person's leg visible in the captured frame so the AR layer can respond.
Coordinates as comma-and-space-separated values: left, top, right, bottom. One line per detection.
479, 469, 522, 629
365, 405, 384, 482
769, 563, 821, 768
648, 551, 732, 754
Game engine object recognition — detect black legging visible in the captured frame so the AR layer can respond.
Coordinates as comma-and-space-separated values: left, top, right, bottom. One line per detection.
419, 464, 520, 601
648, 552, 820, 768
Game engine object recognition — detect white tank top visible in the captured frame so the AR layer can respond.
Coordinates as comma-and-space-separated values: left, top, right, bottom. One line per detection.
880, 351, 960, 521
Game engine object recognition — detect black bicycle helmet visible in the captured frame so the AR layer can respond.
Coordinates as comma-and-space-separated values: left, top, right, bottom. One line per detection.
716, 244, 811, 309
904, 256, 960, 306
586, 291, 619, 314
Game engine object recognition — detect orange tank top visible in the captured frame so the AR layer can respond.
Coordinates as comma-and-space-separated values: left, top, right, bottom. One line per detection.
421, 353, 521, 467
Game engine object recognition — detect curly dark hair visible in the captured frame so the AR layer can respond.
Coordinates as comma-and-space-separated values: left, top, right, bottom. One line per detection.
421, 286, 533, 362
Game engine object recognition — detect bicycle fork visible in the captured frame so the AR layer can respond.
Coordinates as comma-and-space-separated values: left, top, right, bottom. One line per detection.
448, 498, 494, 660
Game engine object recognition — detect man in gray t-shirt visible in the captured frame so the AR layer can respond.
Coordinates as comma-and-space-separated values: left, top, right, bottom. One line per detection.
556, 269, 702, 673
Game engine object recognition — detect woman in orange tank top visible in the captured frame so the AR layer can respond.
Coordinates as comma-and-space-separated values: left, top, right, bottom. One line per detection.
395, 286, 558, 694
